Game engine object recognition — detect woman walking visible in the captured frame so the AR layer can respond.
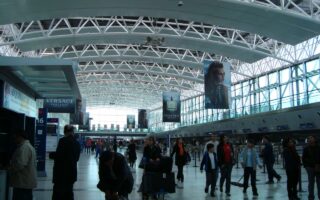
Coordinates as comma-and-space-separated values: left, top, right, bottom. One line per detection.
171, 138, 187, 188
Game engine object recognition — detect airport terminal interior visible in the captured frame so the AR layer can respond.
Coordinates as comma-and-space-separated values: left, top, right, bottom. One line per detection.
1, 0, 320, 199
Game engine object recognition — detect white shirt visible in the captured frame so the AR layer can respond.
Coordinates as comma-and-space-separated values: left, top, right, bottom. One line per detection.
208, 152, 216, 170
204, 141, 219, 153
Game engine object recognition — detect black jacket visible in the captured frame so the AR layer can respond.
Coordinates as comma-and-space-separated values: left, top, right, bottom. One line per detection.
283, 147, 301, 173
170, 143, 187, 166
200, 151, 218, 172
127, 143, 137, 162
262, 143, 275, 164
217, 142, 234, 167
53, 135, 81, 184
98, 152, 133, 195
302, 145, 320, 168
143, 145, 162, 162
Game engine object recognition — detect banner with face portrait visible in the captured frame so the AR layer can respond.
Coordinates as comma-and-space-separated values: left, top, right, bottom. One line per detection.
163, 91, 181, 122
127, 115, 135, 129
70, 99, 85, 125
138, 109, 148, 129
203, 60, 231, 109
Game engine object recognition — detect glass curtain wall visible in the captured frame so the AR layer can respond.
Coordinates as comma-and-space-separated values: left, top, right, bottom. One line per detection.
149, 57, 320, 132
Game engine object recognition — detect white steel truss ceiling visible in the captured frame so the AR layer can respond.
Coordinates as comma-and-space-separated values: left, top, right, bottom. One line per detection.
0, 0, 320, 109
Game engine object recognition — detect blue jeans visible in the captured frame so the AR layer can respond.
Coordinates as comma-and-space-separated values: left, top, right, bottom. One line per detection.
96, 148, 101, 158
306, 167, 320, 199
12, 188, 33, 200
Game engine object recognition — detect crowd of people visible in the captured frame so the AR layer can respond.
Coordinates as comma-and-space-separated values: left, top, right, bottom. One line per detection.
171, 134, 320, 200
139, 134, 319, 200
6, 127, 320, 200
84, 138, 121, 158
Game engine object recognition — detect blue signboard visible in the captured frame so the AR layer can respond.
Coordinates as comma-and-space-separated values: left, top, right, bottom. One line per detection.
44, 98, 75, 113
35, 108, 48, 177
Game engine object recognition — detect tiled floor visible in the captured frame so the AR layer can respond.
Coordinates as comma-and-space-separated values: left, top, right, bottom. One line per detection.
33, 150, 311, 200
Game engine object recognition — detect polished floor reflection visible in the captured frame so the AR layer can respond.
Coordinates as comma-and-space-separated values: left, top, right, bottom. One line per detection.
34, 150, 310, 200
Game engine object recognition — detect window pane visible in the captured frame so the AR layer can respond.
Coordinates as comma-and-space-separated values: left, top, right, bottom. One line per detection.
259, 75, 268, 88
306, 59, 319, 72
280, 68, 290, 83
269, 72, 278, 85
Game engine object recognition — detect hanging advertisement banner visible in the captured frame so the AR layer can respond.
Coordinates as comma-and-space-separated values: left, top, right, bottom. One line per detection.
35, 108, 48, 177
70, 99, 85, 125
203, 60, 231, 109
127, 115, 135, 129
163, 91, 181, 122
138, 109, 148, 129
44, 98, 75, 113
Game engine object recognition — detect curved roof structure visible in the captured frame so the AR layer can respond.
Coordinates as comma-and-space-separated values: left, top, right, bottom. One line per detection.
0, 0, 320, 108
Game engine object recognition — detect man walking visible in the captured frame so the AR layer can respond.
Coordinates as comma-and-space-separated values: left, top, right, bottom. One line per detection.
262, 136, 281, 184
217, 135, 234, 196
